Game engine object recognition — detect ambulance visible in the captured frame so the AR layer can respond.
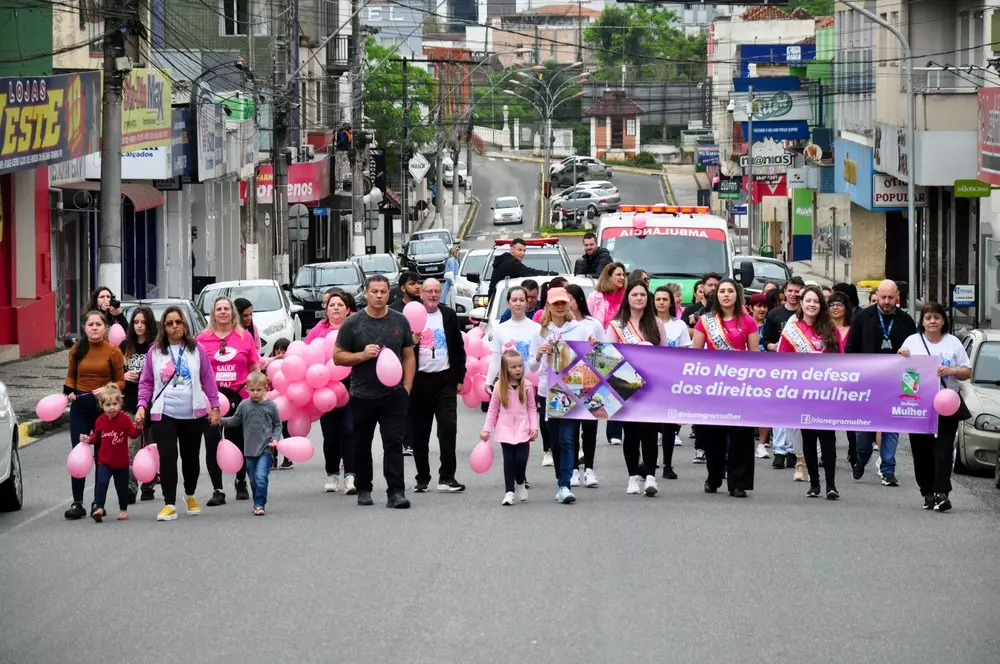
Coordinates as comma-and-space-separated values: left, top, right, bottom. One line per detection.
596, 205, 753, 304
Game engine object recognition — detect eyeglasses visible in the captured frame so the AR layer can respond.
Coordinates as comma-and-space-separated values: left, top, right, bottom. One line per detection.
164, 319, 184, 328
828, 302, 845, 308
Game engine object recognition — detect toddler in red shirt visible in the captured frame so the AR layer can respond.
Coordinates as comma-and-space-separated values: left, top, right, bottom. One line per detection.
82, 383, 139, 522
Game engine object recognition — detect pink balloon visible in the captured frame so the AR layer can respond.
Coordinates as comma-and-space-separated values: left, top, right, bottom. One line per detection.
327, 359, 351, 381
67, 442, 94, 479
277, 436, 315, 463
304, 341, 326, 367
934, 388, 961, 417
282, 354, 307, 381
271, 370, 290, 395
403, 301, 428, 333
216, 438, 244, 474
266, 359, 283, 378
472, 374, 489, 402
305, 363, 331, 389
274, 395, 293, 421
145, 443, 159, 466
108, 323, 126, 346
376, 348, 403, 387
468, 326, 484, 341
525, 370, 539, 387
465, 358, 478, 374
312, 387, 338, 413
287, 414, 312, 437
206, 392, 231, 416
461, 379, 473, 395
325, 329, 339, 346
267, 389, 278, 400
461, 388, 480, 409
287, 382, 313, 407
632, 213, 647, 230
287, 340, 308, 357
36, 394, 68, 422
475, 356, 491, 375
330, 381, 349, 407
132, 447, 158, 484
469, 441, 494, 474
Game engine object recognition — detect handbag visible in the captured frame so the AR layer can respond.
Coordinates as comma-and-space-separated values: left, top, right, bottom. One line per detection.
920, 335, 972, 421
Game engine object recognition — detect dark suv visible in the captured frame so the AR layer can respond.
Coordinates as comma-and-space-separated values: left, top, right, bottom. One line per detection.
399, 239, 450, 279
288, 261, 366, 332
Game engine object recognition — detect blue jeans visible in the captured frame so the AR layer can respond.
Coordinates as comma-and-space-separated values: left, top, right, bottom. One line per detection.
856, 431, 899, 475
606, 420, 623, 444
246, 452, 273, 508
772, 428, 794, 456
547, 419, 579, 489
94, 464, 130, 511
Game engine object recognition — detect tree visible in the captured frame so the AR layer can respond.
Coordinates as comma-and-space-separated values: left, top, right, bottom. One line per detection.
363, 39, 437, 172
784, 0, 833, 16
584, 6, 708, 83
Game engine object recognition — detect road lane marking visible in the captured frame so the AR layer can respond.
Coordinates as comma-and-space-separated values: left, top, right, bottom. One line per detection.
503, 158, 510, 162
8, 503, 62, 532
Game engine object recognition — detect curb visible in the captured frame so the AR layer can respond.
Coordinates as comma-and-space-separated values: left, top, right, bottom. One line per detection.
486, 153, 544, 164
540, 230, 588, 238
662, 172, 677, 206
458, 196, 480, 241
17, 412, 69, 448
487, 152, 665, 176
611, 165, 665, 176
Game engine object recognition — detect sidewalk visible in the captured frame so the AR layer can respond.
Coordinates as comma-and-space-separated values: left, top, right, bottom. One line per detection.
663, 166, 700, 206
0, 348, 71, 444
787, 260, 834, 287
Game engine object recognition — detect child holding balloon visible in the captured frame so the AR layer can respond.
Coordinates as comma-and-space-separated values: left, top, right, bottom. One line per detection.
220, 372, 283, 515
481, 350, 538, 506
83, 384, 139, 522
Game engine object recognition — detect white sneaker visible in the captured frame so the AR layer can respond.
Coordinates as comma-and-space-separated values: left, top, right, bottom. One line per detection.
502, 492, 515, 506
610, 437, 622, 446
644, 475, 658, 496
570, 469, 581, 487
516, 483, 529, 502
626, 475, 641, 495
577, 446, 584, 461
693, 449, 706, 464
755, 443, 770, 459
324, 474, 340, 493
343, 475, 357, 495
674, 434, 682, 447
583, 468, 599, 488
542, 451, 554, 467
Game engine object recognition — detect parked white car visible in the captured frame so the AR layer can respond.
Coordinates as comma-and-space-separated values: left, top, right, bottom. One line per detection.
0, 379, 23, 512
443, 159, 467, 187
196, 279, 302, 356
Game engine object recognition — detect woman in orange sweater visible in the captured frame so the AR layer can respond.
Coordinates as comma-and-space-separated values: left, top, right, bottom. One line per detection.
63, 310, 125, 520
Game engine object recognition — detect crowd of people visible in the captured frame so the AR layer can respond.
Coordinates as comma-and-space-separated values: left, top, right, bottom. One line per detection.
61, 238, 969, 521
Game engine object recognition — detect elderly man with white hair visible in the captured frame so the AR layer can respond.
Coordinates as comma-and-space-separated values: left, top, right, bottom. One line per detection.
409, 278, 468, 494
844, 279, 917, 487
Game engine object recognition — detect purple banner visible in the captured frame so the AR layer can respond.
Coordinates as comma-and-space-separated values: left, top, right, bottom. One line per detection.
545, 342, 941, 434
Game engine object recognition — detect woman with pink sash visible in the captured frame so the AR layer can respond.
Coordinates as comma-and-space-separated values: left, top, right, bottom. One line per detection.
691, 279, 759, 498
778, 285, 842, 500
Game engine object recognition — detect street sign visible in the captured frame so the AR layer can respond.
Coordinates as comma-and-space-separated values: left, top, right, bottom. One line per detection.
313, 207, 330, 216
408, 152, 430, 182
731, 205, 747, 215
288, 203, 310, 242
719, 178, 741, 200
264, 211, 271, 228
952, 284, 976, 308
954, 179, 992, 198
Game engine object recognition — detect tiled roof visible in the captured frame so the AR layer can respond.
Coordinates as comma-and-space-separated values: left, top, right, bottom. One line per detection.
584, 90, 645, 118
740, 5, 796, 21
790, 7, 813, 20
528, 4, 601, 18
816, 15, 835, 28
798, 36, 817, 45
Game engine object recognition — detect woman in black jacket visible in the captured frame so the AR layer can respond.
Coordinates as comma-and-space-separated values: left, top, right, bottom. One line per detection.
120, 305, 157, 502
84, 287, 128, 331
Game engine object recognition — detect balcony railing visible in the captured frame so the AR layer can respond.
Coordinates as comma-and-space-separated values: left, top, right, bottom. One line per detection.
326, 35, 350, 74
911, 66, 979, 94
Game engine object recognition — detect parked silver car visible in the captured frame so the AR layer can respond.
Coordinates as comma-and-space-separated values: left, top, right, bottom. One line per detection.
955, 328, 1000, 476
550, 156, 612, 187
550, 181, 617, 208
0, 379, 23, 511
552, 188, 620, 218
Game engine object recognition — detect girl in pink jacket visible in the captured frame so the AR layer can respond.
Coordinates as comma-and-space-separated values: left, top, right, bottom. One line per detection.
481, 349, 538, 506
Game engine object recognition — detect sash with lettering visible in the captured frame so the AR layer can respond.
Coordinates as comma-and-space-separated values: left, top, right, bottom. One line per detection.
781, 319, 824, 353
700, 314, 739, 351
608, 319, 645, 345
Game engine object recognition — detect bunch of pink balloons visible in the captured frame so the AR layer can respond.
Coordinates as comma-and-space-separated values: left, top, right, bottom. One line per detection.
265, 333, 351, 438
460, 326, 492, 408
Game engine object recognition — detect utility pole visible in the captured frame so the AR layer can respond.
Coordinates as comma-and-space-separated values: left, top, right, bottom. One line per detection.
401, 57, 409, 237
98, 0, 132, 295
434, 71, 445, 225
245, 20, 259, 277
746, 85, 754, 255
351, 0, 366, 255
272, 0, 290, 285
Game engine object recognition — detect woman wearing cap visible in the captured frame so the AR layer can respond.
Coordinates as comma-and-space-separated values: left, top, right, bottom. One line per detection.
529, 286, 595, 505
692, 278, 759, 498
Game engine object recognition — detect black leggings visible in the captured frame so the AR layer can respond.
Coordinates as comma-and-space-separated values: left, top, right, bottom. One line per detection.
802, 428, 837, 488
153, 416, 205, 505
536, 395, 551, 452
320, 405, 355, 476
910, 414, 960, 496
622, 422, 659, 477
501, 442, 530, 492
204, 388, 246, 489
576, 420, 598, 470
661, 423, 679, 468
698, 424, 755, 491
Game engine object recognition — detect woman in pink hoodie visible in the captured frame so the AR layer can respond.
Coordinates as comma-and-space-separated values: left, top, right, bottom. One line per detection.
481, 349, 538, 506
586, 262, 627, 328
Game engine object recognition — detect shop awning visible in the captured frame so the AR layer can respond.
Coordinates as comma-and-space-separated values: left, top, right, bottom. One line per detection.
58, 181, 165, 212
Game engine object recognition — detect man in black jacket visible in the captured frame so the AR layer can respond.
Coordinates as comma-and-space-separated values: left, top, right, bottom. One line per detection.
409, 278, 468, 493
845, 279, 917, 487
487, 238, 552, 299
573, 232, 612, 277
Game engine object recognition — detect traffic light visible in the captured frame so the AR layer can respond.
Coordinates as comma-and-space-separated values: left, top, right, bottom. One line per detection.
336, 127, 352, 151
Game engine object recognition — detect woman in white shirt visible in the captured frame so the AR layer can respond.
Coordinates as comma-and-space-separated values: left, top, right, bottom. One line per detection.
606, 278, 668, 497
566, 283, 604, 489
653, 285, 691, 480
898, 302, 972, 512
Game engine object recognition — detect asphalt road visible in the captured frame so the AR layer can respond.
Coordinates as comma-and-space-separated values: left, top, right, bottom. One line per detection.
3, 410, 1000, 663
466, 155, 541, 247
614, 170, 668, 207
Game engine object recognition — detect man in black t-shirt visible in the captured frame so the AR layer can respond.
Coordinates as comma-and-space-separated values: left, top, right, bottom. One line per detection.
334, 275, 416, 509
682, 273, 721, 330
